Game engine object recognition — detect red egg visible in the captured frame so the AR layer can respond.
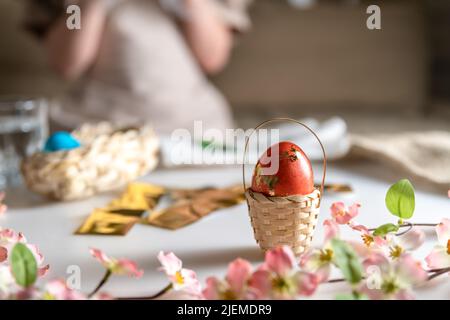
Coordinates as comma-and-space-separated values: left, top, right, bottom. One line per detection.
251, 141, 314, 196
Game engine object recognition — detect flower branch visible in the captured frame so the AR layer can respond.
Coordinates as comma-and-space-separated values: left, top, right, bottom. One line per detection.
0, 179, 448, 300
88, 269, 111, 298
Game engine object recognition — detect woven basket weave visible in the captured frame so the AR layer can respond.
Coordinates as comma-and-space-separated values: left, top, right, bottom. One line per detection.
21, 122, 159, 201
243, 118, 327, 256
245, 188, 321, 256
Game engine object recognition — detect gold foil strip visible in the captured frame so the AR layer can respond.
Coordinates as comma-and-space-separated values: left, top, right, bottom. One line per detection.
74, 208, 141, 236
75, 182, 165, 235
75, 183, 245, 235
144, 185, 245, 230
323, 183, 353, 193
107, 182, 165, 211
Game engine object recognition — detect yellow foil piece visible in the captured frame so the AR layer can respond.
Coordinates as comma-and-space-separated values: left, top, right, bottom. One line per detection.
74, 208, 141, 235
75, 182, 165, 235
107, 182, 165, 211
76, 183, 245, 235
144, 185, 245, 230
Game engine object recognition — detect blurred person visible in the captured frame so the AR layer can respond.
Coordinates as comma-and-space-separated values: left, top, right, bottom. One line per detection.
24, 0, 251, 134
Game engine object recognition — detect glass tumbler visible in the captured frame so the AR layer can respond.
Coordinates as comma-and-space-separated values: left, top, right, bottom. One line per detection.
0, 97, 49, 189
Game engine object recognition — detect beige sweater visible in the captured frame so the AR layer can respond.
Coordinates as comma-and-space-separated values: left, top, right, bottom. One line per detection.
51, 0, 251, 134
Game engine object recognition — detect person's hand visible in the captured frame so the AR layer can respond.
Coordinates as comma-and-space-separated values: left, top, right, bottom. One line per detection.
177, 0, 233, 74
44, 0, 107, 80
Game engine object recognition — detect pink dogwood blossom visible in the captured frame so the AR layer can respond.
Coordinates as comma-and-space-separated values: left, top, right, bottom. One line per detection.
90, 248, 143, 278
203, 258, 254, 300
349, 224, 387, 249
157, 251, 201, 295
361, 252, 427, 300
425, 218, 450, 269
300, 219, 340, 283
249, 246, 319, 299
330, 202, 360, 225
385, 228, 425, 260
42, 279, 86, 300
0, 228, 49, 277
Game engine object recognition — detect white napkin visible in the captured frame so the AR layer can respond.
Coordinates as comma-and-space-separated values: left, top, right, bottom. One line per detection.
159, 117, 351, 167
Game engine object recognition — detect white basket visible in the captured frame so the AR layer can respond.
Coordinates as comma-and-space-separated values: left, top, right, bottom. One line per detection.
21, 122, 159, 201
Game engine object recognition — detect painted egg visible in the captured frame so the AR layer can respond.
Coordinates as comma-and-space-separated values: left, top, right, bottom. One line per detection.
44, 131, 81, 152
251, 141, 314, 196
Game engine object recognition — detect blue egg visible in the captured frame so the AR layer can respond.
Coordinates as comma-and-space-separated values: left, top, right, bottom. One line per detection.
44, 131, 81, 152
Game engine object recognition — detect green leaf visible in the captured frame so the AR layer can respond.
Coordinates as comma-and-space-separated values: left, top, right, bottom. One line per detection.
373, 223, 399, 237
10, 243, 38, 288
335, 292, 368, 300
335, 293, 354, 300
385, 179, 415, 219
331, 239, 363, 285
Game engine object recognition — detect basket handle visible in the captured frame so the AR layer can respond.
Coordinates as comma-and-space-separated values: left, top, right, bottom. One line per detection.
242, 118, 327, 198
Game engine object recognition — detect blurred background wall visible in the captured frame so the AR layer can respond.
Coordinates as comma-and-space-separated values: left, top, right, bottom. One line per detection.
0, 0, 449, 130
214, 0, 427, 115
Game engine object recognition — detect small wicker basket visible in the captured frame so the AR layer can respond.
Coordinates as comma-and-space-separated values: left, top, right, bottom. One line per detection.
243, 118, 327, 256
21, 122, 159, 201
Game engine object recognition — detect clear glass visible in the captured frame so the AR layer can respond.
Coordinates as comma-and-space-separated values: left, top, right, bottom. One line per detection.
0, 97, 49, 189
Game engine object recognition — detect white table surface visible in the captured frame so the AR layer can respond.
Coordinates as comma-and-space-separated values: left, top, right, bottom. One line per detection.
2, 162, 449, 299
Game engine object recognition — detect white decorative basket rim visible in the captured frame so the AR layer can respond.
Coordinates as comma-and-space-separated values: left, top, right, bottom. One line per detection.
21, 122, 159, 201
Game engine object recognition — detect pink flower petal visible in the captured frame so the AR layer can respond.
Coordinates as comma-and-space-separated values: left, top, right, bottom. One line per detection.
395, 254, 428, 286
330, 202, 360, 225
116, 259, 144, 278
315, 264, 331, 283
436, 218, 450, 246
397, 227, 425, 251
295, 271, 319, 296
90, 292, 113, 300
0, 246, 7, 263
226, 258, 252, 296
202, 277, 221, 300
323, 219, 340, 242
176, 268, 202, 296
0, 229, 24, 243
425, 246, 450, 269
248, 269, 272, 299
348, 240, 371, 258
372, 235, 388, 248
330, 202, 346, 224
264, 246, 296, 276
44, 279, 86, 300
299, 249, 331, 282
394, 290, 415, 300
299, 249, 321, 271
38, 264, 50, 277
157, 251, 182, 276
89, 248, 111, 268
348, 203, 361, 219
363, 252, 389, 273
330, 202, 345, 215
90, 248, 142, 278
350, 224, 369, 233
